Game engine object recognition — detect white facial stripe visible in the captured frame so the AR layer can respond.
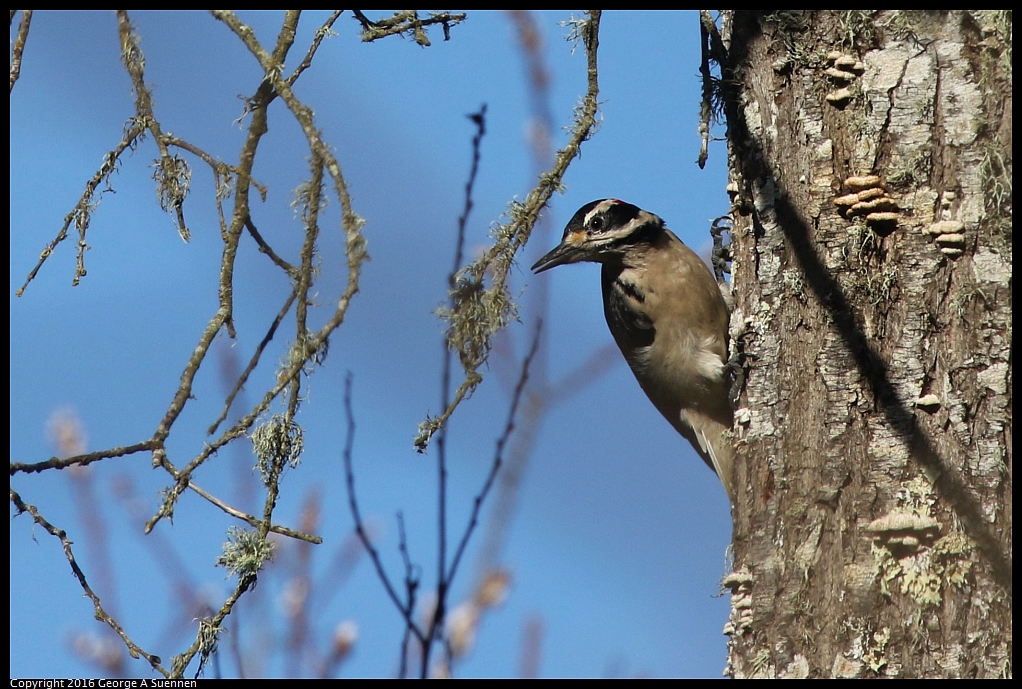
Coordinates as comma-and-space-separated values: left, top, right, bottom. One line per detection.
583, 199, 620, 226
579, 200, 662, 249
615, 210, 658, 237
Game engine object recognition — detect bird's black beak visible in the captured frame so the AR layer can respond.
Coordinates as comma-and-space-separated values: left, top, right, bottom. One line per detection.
531, 236, 587, 274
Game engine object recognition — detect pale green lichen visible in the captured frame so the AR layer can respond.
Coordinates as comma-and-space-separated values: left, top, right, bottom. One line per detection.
251, 414, 304, 486
216, 525, 275, 578
870, 478, 975, 608
932, 531, 975, 589
872, 529, 942, 605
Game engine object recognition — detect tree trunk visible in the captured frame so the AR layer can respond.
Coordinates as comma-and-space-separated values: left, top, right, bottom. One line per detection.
718, 10, 1011, 678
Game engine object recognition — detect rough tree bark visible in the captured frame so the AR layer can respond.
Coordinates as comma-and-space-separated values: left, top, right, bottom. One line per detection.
717, 11, 1011, 678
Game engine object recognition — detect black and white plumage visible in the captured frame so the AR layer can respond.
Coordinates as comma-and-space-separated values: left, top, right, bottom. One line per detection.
532, 199, 735, 500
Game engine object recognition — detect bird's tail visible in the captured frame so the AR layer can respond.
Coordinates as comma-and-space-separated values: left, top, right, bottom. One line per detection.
686, 408, 735, 502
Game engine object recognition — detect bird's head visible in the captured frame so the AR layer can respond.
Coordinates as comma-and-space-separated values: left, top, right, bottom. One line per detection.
531, 199, 664, 273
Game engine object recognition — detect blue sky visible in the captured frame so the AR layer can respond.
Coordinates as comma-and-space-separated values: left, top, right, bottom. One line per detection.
10, 10, 734, 679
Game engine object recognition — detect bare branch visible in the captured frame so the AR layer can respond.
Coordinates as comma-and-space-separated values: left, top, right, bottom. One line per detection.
287, 10, 344, 85
9, 9, 32, 93
148, 12, 344, 533
187, 481, 321, 544
12, 10, 400, 677
116, 11, 191, 242
417, 10, 603, 452
350, 10, 466, 45
288, 155, 326, 419
10, 440, 157, 475
397, 512, 420, 679
697, 10, 727, 169
16, 119, 146, 296
13, 9, 604, 678
341, 373, 426, 645
429, 105, 489, 672
10, 489, 169, 676
207, 292, 298, 436
447, 323, 543, 586
164, 134, 268, 200
211, 8, 368, 374
172, 571, 255, 679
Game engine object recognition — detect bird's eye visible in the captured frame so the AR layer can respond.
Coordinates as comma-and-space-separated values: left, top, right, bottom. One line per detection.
589, 216, 604, 232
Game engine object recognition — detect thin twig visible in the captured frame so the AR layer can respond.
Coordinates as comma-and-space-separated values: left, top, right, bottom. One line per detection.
172, 572, 255, 678
288, 156, 325, 420
452, 106, 487, 292
397, 512, 420, 611
416, 10, 603, 453
16, 120, 146, 296
447, 323, 543, 586
206, 10, 302, 346
150, 268, 361, 532
116, 11, 191, 242
179, 378, 302, 677
471, 10, 557, 581
164, 135, 268, 199
211, 8, 369, 401
245, 216, 297, 276
68, 463, 122, 629
14, 11, 369, 677
9, 9, 32, 93
341, 373, 426, 644
147, 354, 308, 532
429, 104, 489, 670
10, 440, 157, 475
698, 11, 713, 169
148, 10, 312, 530
287, 10, 344, 85
10, 489, 169, 676
149, 305, 231, 471
350, 10, 466, 45
207, 291, 298, 436
397, 512, 419, 679
423, 321, 543, 677
187, 481, 321, 543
